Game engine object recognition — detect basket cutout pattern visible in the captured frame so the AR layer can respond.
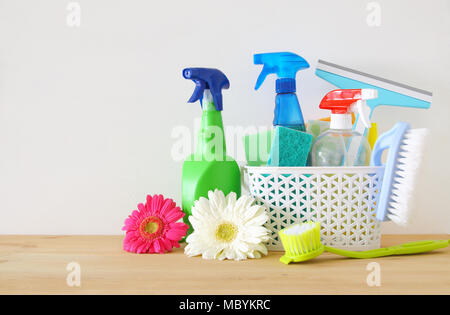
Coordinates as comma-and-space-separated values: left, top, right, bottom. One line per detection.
246, 167, 383, 251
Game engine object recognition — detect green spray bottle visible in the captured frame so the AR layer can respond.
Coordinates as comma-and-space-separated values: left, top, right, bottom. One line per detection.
182, 68, 241, 237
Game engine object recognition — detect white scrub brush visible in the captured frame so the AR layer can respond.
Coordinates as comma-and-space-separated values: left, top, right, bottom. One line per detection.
371, 122, 428, 226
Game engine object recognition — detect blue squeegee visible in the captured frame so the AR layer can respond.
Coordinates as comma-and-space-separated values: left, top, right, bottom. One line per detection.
316, 60, 432, 137
316, 60, 432, 166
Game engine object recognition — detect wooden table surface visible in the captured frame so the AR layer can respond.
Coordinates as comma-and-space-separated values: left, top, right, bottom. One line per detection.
0, 235, 449, 295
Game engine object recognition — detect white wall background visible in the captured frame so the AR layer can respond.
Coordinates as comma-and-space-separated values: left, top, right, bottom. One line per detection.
0, 0, 449, 235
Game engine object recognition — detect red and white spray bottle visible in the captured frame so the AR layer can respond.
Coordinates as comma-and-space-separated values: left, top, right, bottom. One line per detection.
311, 89, 377, 166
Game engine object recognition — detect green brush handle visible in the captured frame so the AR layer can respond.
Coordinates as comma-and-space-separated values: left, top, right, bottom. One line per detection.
324, 240, 450, 259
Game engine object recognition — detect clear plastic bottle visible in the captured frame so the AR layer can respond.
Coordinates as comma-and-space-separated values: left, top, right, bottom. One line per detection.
311, 128, 371, 166
310, 89, 377, 167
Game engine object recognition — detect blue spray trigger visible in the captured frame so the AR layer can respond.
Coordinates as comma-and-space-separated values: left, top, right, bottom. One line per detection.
182, 68, 230, 111
253, 52, 309, 130
254, 52, 310, 90
187, 79, 206, 104
254, 64, 276, 90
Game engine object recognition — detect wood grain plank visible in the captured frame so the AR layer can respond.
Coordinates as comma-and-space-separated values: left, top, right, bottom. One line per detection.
0, 235, 448, 295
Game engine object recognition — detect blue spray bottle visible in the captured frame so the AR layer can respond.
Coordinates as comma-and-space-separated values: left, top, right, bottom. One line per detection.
254, 52, 310, 131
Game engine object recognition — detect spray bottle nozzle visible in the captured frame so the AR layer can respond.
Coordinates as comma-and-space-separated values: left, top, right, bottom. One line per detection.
253, 52, 309, 90
182, 68, 230, 111
320, 89, 378, 128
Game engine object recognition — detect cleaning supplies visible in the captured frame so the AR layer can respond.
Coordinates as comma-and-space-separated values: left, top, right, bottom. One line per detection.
243, 128, 274, 166
370, 122, 428, 225
324, 240, 450, 259
254, 52, 310, 131
243, 52, 310, 166
306, 114, 356, 142
306, 115, 374, 144
367, 123, 378, 149
246, 52, 312, 167
279, 222, 324, 264
315, 60, 432, 138
306, 119, 331, 142
316, 60, 431, 165
181, 68, 241, 237
310, 89, 376, 166
279, 222, 449, 264
267, 126, 312, 167
246, 164, 384, 251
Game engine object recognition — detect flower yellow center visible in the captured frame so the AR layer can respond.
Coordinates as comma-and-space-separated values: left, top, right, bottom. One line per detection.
140, 216, 163, 239
144, 221, 159, 234
215, 222, 237, 242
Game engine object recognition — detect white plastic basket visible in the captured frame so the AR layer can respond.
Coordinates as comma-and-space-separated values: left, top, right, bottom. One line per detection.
244, 166, 384, 251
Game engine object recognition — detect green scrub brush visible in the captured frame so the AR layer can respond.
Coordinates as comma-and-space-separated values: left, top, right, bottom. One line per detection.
279, 222, 324, 264
279, 222, 449, 264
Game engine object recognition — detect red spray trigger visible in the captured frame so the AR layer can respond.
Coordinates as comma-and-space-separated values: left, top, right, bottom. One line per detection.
319, 89, 363, 114
320, 89, 377, 129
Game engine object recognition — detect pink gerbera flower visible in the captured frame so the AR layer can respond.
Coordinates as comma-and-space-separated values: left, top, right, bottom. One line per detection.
122, 194, 188, 254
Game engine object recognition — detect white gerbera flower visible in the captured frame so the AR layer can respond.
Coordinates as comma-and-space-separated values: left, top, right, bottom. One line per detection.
184, 189, 270, 261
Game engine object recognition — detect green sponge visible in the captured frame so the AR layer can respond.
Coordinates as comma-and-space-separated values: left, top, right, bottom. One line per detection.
268, 126, 313, 167
243, 129, 275, 166
306, 120, 330, 142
